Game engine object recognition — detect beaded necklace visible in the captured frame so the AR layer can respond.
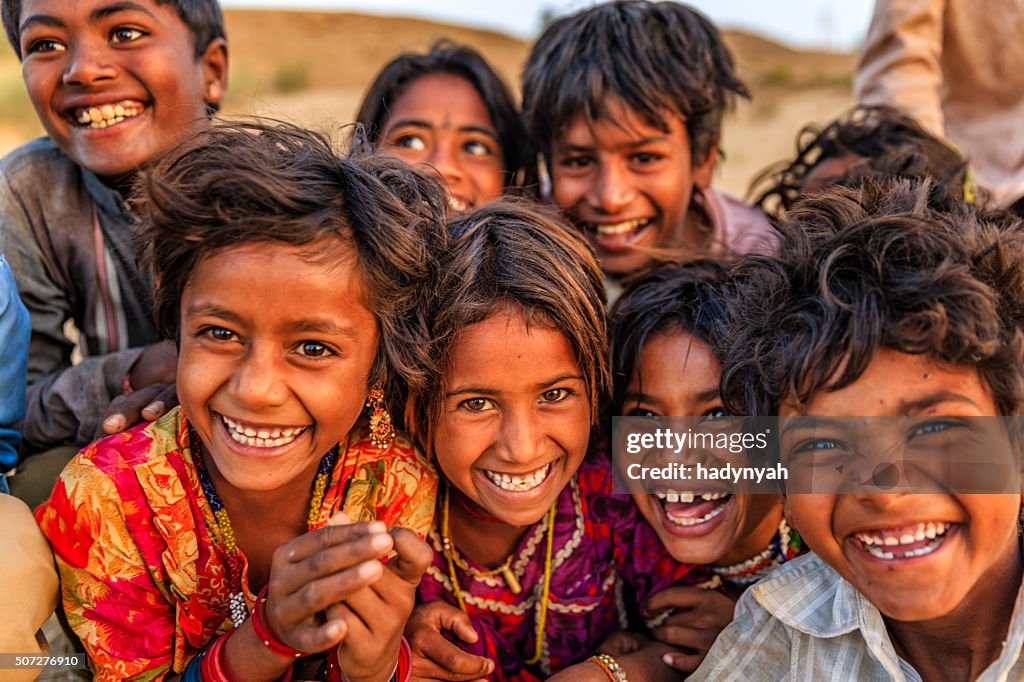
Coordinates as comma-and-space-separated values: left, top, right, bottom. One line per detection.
439, 486, 556, 666
189, 427, 339, 627
710, 518, 802, 585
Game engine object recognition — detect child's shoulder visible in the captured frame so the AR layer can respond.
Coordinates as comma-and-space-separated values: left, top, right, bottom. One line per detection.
47, 409, 189, 501
699, 186, 777, 257
0, 137, 75, 181
745, 552, 857, 636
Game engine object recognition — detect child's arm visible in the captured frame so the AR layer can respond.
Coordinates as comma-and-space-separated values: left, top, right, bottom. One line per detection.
326, 527, 434, 682
405, 602, 494, 681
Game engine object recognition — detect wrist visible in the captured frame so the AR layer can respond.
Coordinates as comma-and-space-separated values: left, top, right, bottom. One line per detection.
588, 653, 629, 682
327, 636, 411, 682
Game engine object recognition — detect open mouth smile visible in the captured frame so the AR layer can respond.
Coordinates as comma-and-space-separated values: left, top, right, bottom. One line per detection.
220, 414, 308, 449
656, 490, 733, 527
71, 100, 145, 129
582, 218, 655, 251
851, 522, 958, 560
482, 460, 556, 492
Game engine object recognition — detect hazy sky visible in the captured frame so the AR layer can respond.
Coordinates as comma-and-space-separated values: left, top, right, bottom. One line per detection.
220, 0, 876, 51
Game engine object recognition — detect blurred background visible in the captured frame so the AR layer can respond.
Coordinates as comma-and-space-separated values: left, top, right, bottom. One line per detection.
0, 0, 873, 197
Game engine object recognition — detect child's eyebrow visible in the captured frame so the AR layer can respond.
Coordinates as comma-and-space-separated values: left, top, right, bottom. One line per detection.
386, 119, 432, 131
537, 374, 585, 389
779, 415, 846, 438
288, 318, 360, 340
446, 375, 584, 398
458, 125, 499, 139
19, 14, 64, 34
896, 391, 989, 413
91, 2, 157, 22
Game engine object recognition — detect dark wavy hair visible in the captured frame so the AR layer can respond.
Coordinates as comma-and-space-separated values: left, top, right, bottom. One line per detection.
750, 105, 973, 219
522, 0, 748, 166
405, 200, 608, 450
135, 120, 448, 408
721, 179, 1024, 417
609, 260, 732, 413
3, 0, 225, 59
354, 40, 528, 188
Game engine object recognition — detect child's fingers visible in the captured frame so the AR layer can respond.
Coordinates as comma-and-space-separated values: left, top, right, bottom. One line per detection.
276, 558, 384, 625
387, 527, 434, 586
140, 383, 178, 421
652, 623, 718, 653
277, 521, 392, 569
288, 617, 349, 656
100, 384, 167, 435
661, 650, 706, 674
407, 628, 494, 680
644, 585, 713, 615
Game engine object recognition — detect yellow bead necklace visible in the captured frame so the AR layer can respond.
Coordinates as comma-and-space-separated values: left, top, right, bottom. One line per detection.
440, 486, 556, 666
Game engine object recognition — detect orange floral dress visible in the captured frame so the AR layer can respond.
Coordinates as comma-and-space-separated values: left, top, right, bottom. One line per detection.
36, 407, 437, 681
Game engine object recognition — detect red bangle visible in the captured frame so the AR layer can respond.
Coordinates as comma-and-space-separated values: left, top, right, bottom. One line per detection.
253, 585, 306, 659
200, 633, 231, 682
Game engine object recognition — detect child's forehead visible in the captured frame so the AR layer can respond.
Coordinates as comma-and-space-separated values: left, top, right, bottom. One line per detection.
554, 96, 677, 143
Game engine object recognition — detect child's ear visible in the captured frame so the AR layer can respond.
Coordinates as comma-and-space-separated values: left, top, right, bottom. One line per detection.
200, 38, 229, 106
693, 142, 718, 190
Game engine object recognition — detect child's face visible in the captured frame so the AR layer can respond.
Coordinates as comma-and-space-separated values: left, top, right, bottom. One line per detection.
431, 308, 591, 527
550, 97, 716, 277
781, 349, 1023, 621
623, 330, 781, 565
18, 0, 226, 180
177, 240, 379, 494
380, 73, 505, 213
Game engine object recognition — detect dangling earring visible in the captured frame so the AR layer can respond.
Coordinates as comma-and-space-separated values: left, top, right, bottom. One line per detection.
366, 381, 394, 447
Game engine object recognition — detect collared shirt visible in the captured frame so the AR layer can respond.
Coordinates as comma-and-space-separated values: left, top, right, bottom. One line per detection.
691, 552, 1024, 681
1, 138, 161, 451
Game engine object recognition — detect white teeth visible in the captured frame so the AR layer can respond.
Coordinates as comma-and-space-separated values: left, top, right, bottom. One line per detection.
74, 100, 144, 128
855, 522, 953, 558
663, 500, 729, 526
447, 196, 470, 213
654, 490, 728, 502
483, 462, 553, 492
221, 415, 305, 448
589, 218, 651, 236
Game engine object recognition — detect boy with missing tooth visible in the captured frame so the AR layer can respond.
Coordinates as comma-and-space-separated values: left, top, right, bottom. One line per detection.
521, 1, 774, 301
0, 0, 227, 503
692, 180, 1024, 680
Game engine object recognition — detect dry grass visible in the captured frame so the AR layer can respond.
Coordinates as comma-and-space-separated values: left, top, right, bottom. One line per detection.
0, 9, 855, 197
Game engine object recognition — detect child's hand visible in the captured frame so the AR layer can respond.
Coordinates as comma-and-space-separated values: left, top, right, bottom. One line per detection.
129, 339, 178, 388
407, 602, 494, 681
100, 382, 177, 435
328, 527, 433, 682
263, 520, 395, 654
645, 586, 737, 672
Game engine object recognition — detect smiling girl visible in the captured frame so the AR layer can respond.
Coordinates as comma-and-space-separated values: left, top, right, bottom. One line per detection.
355, 41, 528, 213
404, 202, 705, 682
609, 260, 803, 672
36, 122, 446, 682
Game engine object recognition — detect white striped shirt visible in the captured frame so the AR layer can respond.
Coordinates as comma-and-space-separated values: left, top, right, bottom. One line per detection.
691, 552, 1024, 681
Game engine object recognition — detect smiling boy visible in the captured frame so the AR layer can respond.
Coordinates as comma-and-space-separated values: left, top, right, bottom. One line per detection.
522, 1, 774, 296
691, 181, 1024, 681
0, 0, 226, 496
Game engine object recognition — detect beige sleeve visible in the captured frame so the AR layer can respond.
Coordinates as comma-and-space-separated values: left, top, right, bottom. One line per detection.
854, 0, 947, 137
0, 495, 59, 681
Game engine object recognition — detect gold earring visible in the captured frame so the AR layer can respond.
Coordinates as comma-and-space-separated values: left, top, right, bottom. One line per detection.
366, 382, 394, 447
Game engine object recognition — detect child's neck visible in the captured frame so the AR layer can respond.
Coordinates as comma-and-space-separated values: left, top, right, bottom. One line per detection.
446, 488, 533, 569
885, 538, 1023, 681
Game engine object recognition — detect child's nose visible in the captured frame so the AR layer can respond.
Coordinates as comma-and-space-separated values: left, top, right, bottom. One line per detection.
587, 161, 636, 213
62, 41, 117, 87
231, 347, 288, 409
494, 410, 544, 466
428, 143, 466, 190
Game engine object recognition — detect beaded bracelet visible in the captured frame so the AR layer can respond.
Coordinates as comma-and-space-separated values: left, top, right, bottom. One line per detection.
587, 653, 628, 682
253, 585, 306, 659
